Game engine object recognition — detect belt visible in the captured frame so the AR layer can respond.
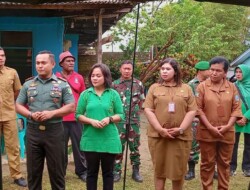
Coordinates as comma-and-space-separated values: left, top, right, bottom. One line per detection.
28, 122, 61, 131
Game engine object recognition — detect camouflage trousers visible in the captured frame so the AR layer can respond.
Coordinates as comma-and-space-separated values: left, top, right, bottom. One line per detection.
188, 121, 200, 163
114, 122, 141, 174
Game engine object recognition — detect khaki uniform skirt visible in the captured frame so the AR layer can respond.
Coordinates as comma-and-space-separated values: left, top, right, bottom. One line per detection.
148, 137, 191, 180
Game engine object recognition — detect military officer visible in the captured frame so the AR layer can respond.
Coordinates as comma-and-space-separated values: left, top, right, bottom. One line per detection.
113, 60, 144, 183
185, 61, 210, 180
16, 50, 75, 190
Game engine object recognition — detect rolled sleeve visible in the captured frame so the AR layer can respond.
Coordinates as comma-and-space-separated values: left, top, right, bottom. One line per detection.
231, 86, 243, 118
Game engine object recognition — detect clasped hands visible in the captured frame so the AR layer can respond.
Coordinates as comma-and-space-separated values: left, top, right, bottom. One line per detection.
159, 128, 180, 139
90, 117, 110, 128
31, 111, 54, 122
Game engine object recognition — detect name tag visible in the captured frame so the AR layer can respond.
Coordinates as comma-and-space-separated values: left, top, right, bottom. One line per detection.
168, 102, 175, 113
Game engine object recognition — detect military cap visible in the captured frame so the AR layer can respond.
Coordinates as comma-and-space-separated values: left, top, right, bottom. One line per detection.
194, 61, 210, 70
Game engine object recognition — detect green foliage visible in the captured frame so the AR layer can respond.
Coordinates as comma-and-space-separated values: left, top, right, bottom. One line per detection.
110, 0, 250, 83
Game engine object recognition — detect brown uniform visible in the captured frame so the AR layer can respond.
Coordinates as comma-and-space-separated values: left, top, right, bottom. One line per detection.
144, 83, 197, 180
0, 66, 22, 179
196, 79, 242, 190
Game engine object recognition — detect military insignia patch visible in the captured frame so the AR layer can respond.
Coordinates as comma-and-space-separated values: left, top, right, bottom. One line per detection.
235, 95, 240, 101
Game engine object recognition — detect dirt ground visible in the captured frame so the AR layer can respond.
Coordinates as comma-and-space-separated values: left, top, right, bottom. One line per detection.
0, 113, 153, 180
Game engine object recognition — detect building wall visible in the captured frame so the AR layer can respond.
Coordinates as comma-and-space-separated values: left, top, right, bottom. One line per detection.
0, 17, 64, 75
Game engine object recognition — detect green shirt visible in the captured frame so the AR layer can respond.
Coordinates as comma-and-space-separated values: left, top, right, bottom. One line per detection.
16, 74, 74, 124
76, 87, 124, 153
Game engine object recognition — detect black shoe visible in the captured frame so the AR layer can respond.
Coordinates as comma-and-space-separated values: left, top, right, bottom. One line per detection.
14, 177, 27, 187
243, 170, 250, 177
114, 173, 121, 182
132, 165, 143, 183
78, 171, 87, 182
230, 170, 236, 176
213, 171, 218, 179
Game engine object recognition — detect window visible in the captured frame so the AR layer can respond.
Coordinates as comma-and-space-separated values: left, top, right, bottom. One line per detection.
0, 31, 33, 84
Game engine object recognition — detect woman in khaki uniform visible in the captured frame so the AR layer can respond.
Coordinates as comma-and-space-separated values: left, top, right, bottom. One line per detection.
196, 56, 242, 190
144, 58, 197, 190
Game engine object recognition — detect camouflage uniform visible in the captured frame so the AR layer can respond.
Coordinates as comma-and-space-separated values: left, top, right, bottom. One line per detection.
188, 77, 200, 163
113, 78, 145, 174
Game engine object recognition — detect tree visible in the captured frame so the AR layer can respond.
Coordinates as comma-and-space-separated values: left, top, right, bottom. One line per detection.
110, 0, 250, 84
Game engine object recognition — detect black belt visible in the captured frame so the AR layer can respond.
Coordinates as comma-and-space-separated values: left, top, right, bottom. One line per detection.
28, 122, 61, 131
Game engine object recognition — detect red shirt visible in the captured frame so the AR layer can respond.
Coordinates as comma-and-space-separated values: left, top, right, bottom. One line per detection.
56, 71, 86, 121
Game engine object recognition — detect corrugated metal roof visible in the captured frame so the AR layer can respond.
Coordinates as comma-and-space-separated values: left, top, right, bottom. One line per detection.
0, 0, 133, 5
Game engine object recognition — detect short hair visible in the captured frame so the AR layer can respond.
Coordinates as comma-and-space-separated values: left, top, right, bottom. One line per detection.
159, 58, 182, 86
0, 47, 3, 51
37, 50, 55, 63
88, 63, 112, 88
120, 60, 133, 68
209, 56, 229, 72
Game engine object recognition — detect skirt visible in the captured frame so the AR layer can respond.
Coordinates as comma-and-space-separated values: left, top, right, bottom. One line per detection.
148, 137, 191, 180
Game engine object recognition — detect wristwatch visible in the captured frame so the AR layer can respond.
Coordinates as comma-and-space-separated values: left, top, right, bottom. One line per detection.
109, 116, 114, 123
179, 128, 184, 135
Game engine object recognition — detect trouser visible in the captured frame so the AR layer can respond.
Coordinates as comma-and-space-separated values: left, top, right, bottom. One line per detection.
84, 152, 116, 190
230, 132, 250, 171
114, 123, 141, 174
26, 122, 65, 190
63, 121, 87, 176
188, 121, 200, 163
0, 120, 22, 179
199, 141, 233, 190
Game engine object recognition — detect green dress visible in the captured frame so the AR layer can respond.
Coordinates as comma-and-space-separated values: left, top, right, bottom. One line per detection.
76, 87, 124, 153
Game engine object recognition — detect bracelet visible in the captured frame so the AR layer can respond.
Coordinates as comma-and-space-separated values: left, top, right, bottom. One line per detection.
28, 112, 33, 120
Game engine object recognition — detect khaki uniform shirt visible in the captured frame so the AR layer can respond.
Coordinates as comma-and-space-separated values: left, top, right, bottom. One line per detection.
144, 83, 197, 141
16, 74, 74, 124
0, 66, 21, 121
196, 79, 242, 144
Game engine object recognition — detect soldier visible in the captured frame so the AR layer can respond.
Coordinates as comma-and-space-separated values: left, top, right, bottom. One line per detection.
0, 47, 27, 187
185, 61, 210, 180
112, 60, 144, 183
196, 56, 242, 190
56, 51, 87, 181
16, 50, 75, 190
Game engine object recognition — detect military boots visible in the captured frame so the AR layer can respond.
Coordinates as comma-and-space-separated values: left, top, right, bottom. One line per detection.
185, 161, 195, 180
132, 165, 143, 183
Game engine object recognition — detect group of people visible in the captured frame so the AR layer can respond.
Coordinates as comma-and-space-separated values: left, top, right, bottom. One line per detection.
0, 45, 249, 190
144, 57, 250, 190
0, 47, 144, 190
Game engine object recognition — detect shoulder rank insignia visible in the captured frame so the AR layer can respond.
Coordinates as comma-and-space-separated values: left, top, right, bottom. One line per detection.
57, 76, 67, 82
25, 76, 35, 82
